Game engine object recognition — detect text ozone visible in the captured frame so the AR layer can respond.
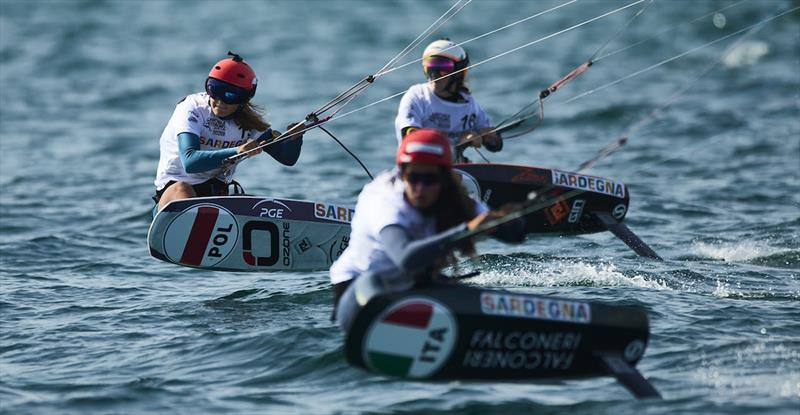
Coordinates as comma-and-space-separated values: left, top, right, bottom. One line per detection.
208, 224, 233, 258
282, 222, 291, 266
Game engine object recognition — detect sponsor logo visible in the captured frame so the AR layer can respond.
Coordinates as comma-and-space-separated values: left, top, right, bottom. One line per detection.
242, 220, 279, 267
314, 203, 354, 224
545, 200, 570, 225
454, 169, 482, 200
551, 170, 626, 199
511, 169, 550, 184
482, 188, 492, 203
463, 329, 582, 371
334, 235, 349, 259
204, 117, 226, 136
252, 199, 292, 219
363, 298, 457, 379
624, 339, 644, 362
260, 208, 284, 219
428, 113, 450, 129
281, 222, 291, 266
568, 199, 585, 223
199, 136, 245, 149
612, 204, 627, 220
480, 293, 591, 324
295, 237, 312, 254
163, 204, 239, 267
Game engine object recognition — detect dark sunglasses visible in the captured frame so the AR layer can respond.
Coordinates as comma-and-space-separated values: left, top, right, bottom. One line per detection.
404, 172, 441, 186
205, 78, 251, 105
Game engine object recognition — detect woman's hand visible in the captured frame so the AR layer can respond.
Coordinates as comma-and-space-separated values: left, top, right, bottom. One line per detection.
461, 131, 483, 148
478, 128, 500, 146
466, 211, 505, 231
461, 128, 499, 148
466, 203, 522, 232
237, 139, 262, 156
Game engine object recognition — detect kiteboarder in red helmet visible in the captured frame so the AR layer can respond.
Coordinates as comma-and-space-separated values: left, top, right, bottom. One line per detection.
330, 129, 524, 331
153, 52, 304, 214
394, 39, 503, 163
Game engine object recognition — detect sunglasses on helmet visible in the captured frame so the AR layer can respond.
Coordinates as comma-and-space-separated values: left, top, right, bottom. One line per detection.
423, 56, 456, 79
205, 78, 251, 105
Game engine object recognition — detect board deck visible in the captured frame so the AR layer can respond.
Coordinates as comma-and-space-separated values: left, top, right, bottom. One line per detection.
345, 283, 660, 398
455, 163, 630, 234
148, 196, 354, 272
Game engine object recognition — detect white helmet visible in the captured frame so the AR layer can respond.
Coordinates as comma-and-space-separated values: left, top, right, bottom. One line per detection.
422, 39, 470, 77
423, 39, 468, 63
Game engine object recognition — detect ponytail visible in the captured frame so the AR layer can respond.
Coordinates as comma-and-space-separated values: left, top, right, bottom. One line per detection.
233, 102, 270, 132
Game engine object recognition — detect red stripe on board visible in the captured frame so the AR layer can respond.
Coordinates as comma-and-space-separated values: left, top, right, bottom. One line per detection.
382, 302, 433, 328
180, 207, 219, 266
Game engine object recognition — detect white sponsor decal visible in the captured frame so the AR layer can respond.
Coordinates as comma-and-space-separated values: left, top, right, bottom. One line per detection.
462, 330, 582, 370
314, 202, 354, 224
480, 293, 591, 324
252, 199, 292, 219
624, 339, 645, 362
612, 204, 627, 220
406, 142, 444, 155
260, 208, 284, 218
568, 199, 585, 223
551, 170, 626, 199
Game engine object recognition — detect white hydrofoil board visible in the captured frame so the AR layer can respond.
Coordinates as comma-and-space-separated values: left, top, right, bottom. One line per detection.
148, 196, 353, 272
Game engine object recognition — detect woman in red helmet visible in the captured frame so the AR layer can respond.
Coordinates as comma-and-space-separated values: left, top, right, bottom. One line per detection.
330, 129, 524, 331
395, 39, 502, 163
153, 52, 304, 214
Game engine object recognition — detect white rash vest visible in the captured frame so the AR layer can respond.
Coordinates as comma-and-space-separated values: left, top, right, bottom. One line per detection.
154, 92, 267, 190
329, 169, 488, 285
394, 83, 492, 156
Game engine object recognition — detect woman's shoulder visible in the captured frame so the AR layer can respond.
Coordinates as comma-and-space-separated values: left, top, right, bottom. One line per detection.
359, 170, 404, 206
404, 83, 431, 98
355, 170, 418, 229
361, 170, 401, 194
176, 92, 209, 111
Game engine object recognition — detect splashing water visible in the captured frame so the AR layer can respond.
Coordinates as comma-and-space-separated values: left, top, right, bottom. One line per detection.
693, 240, 784, 262
723, 41, 769, 67
471, 259, 671, 290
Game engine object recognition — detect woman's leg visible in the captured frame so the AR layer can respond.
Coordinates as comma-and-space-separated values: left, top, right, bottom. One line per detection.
157, 181, 196, 211
335, 270, 413, 332
335, 282, 360, 332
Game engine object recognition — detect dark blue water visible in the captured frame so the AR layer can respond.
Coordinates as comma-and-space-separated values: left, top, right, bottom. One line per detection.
1, 0, 798, 413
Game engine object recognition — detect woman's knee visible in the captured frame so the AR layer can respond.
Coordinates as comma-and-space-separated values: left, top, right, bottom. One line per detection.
158, 182, 196, 209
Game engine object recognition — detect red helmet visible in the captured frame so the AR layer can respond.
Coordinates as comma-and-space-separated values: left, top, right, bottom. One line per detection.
397, 129, 452, 168
208, 51, 258, 95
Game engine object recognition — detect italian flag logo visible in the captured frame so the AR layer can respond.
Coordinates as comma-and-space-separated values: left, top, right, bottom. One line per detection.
363, 298, 457, 379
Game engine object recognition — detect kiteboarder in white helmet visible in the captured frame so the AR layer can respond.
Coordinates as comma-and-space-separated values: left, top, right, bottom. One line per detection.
394, 39, 503, 163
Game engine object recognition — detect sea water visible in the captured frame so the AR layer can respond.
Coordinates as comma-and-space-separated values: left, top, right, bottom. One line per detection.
1, 1, 798, 413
